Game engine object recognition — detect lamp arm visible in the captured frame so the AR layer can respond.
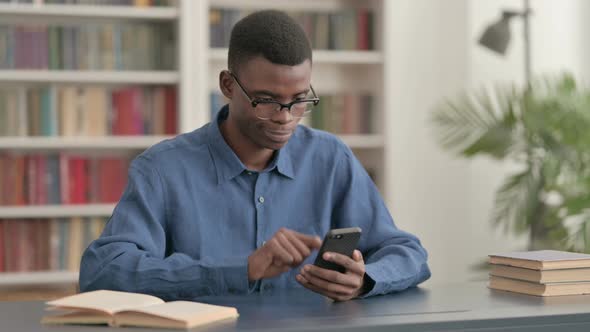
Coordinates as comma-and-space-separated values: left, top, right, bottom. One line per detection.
523, 0, 531, 88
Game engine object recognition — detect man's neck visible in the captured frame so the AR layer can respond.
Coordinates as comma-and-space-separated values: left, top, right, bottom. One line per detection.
219, 118, 274, 172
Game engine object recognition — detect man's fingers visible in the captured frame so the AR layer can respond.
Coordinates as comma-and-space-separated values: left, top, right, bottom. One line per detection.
274, 228, 322, 251
266, 238, 294, 265
295, 232, 322, 250
303, 264, 362, 289
296, 274, 349, 301
323, 252, 365, 275
353, 250, 364, 263
283, 231, 313, 260
276, 231, 303, 264
300, 268, 356, 296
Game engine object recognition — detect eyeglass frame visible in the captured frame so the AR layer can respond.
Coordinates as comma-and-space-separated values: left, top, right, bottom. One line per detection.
228, 71, 320, 120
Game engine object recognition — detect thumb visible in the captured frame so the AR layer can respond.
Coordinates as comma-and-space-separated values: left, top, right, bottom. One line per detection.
353, 250, 363, 262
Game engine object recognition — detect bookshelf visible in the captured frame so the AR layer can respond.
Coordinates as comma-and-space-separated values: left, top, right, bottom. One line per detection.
0, 0, 391, 287
0, 204, 115, 219
0, 136, 173, 149
0, 0, 184, 287
209, 48, 384, 65
0, 3, 179, 20
0, 271, 78, 286
0, 70, 179, 84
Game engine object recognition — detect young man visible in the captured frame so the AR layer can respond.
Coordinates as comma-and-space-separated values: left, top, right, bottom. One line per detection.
80, 10, 430, 302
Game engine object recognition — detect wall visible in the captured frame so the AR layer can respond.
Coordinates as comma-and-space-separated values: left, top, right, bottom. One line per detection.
384, 0, 590, 285
465, 0, 589, 282
384, 0, 483, 284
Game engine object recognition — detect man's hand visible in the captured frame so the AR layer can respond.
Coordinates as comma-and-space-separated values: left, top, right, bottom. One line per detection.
248, 228, 322, 281
296, 250, 366, 302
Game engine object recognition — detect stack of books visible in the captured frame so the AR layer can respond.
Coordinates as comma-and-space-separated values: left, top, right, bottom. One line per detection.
488, 250, 590, 296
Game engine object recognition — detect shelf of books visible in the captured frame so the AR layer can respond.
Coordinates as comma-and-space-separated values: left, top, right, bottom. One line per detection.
0, 271, 79, 287
1, 70, 179, 84
0, 0, 390, 287
0, 3, 178, 20
0, 205, 116, 219
210, 0, 370, 13
0, 217, 109, 285
0, 136, 174, 150
0, 0, 180, 287
209, 48, 383, 65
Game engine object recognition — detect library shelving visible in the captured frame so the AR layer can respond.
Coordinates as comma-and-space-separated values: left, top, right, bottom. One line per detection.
0, 204, 115, 219
0, 0, 393, 287
0, 0, 183, 286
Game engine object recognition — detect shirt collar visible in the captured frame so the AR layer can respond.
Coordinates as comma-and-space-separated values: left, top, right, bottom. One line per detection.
207, 105, 295, 184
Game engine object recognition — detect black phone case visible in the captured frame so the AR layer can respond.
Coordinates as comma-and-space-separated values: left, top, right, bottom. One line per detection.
313, 228, 361, 273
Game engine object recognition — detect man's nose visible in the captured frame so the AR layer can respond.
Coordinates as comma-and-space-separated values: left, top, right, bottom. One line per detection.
271, 105, 294, 123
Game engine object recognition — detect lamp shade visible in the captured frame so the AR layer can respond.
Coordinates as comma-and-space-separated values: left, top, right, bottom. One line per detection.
478, 17, 512, 55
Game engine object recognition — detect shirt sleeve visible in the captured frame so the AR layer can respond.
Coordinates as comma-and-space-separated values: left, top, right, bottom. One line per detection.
79, 155, 254, 301
331, 147, 431, 297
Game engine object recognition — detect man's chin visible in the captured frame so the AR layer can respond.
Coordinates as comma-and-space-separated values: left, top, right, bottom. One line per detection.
265, 140, 288, 150
262, 132, 292, 149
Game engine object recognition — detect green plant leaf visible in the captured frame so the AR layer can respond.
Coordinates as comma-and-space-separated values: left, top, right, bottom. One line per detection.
432, 73, 590, 252
491, 166, 543, 235
432, 85, 519, 159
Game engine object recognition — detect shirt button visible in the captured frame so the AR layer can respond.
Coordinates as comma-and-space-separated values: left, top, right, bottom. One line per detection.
262, 241, 266, 247
258, 196, 265, 203
247, 171, 253, 175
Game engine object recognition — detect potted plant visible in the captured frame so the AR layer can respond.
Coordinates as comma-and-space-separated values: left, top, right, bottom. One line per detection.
432, 73, 590, 252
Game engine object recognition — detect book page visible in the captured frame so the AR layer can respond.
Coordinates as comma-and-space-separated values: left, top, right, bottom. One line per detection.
490, 250, 590, 262
41, 311, 114, 326
46, 290, 165, 315
116, 301, 238, 326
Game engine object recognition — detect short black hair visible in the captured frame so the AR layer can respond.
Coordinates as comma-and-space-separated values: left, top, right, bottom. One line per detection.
228, 10, 312, 74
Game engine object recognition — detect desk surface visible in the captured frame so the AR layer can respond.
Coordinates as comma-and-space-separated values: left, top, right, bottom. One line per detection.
4, 281, 590, 332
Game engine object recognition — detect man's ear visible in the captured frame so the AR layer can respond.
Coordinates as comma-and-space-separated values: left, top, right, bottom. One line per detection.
219, 70, 234, 100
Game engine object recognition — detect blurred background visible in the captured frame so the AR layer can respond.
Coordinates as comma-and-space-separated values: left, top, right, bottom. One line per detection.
1, 0, 589, 300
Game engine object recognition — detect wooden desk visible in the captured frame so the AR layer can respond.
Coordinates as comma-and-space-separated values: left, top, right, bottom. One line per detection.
3, 281, 590, 331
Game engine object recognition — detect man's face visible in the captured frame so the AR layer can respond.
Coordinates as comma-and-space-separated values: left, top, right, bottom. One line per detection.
227, 56, 312, 150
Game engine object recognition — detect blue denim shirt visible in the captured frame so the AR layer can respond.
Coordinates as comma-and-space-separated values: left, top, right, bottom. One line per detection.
79, 106, 431, 300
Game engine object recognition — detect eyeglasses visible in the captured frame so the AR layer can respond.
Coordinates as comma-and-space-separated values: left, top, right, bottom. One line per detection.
229, 72, 320, 120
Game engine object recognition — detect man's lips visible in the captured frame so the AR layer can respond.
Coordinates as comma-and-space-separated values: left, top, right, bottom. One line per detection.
264, 129, 292, 142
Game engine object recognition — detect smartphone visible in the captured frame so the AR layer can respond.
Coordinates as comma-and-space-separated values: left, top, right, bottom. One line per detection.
313, 227, 362, 273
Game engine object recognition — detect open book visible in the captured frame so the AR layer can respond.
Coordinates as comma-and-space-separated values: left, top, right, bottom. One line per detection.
41, 290, 239, 329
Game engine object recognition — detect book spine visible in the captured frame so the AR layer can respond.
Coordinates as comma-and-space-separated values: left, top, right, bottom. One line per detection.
48, 218, 60, 270
0, 221, 4, 272
59, 153, 70, 205
14, 155, 26, 205
47, 155, 61, 205
37, 155, 48, 205
67, 217, 83, 271
27, 155, 38, 205
4, 220, 17, 272
0, 155, 5, 205
164, 87, 177, 135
